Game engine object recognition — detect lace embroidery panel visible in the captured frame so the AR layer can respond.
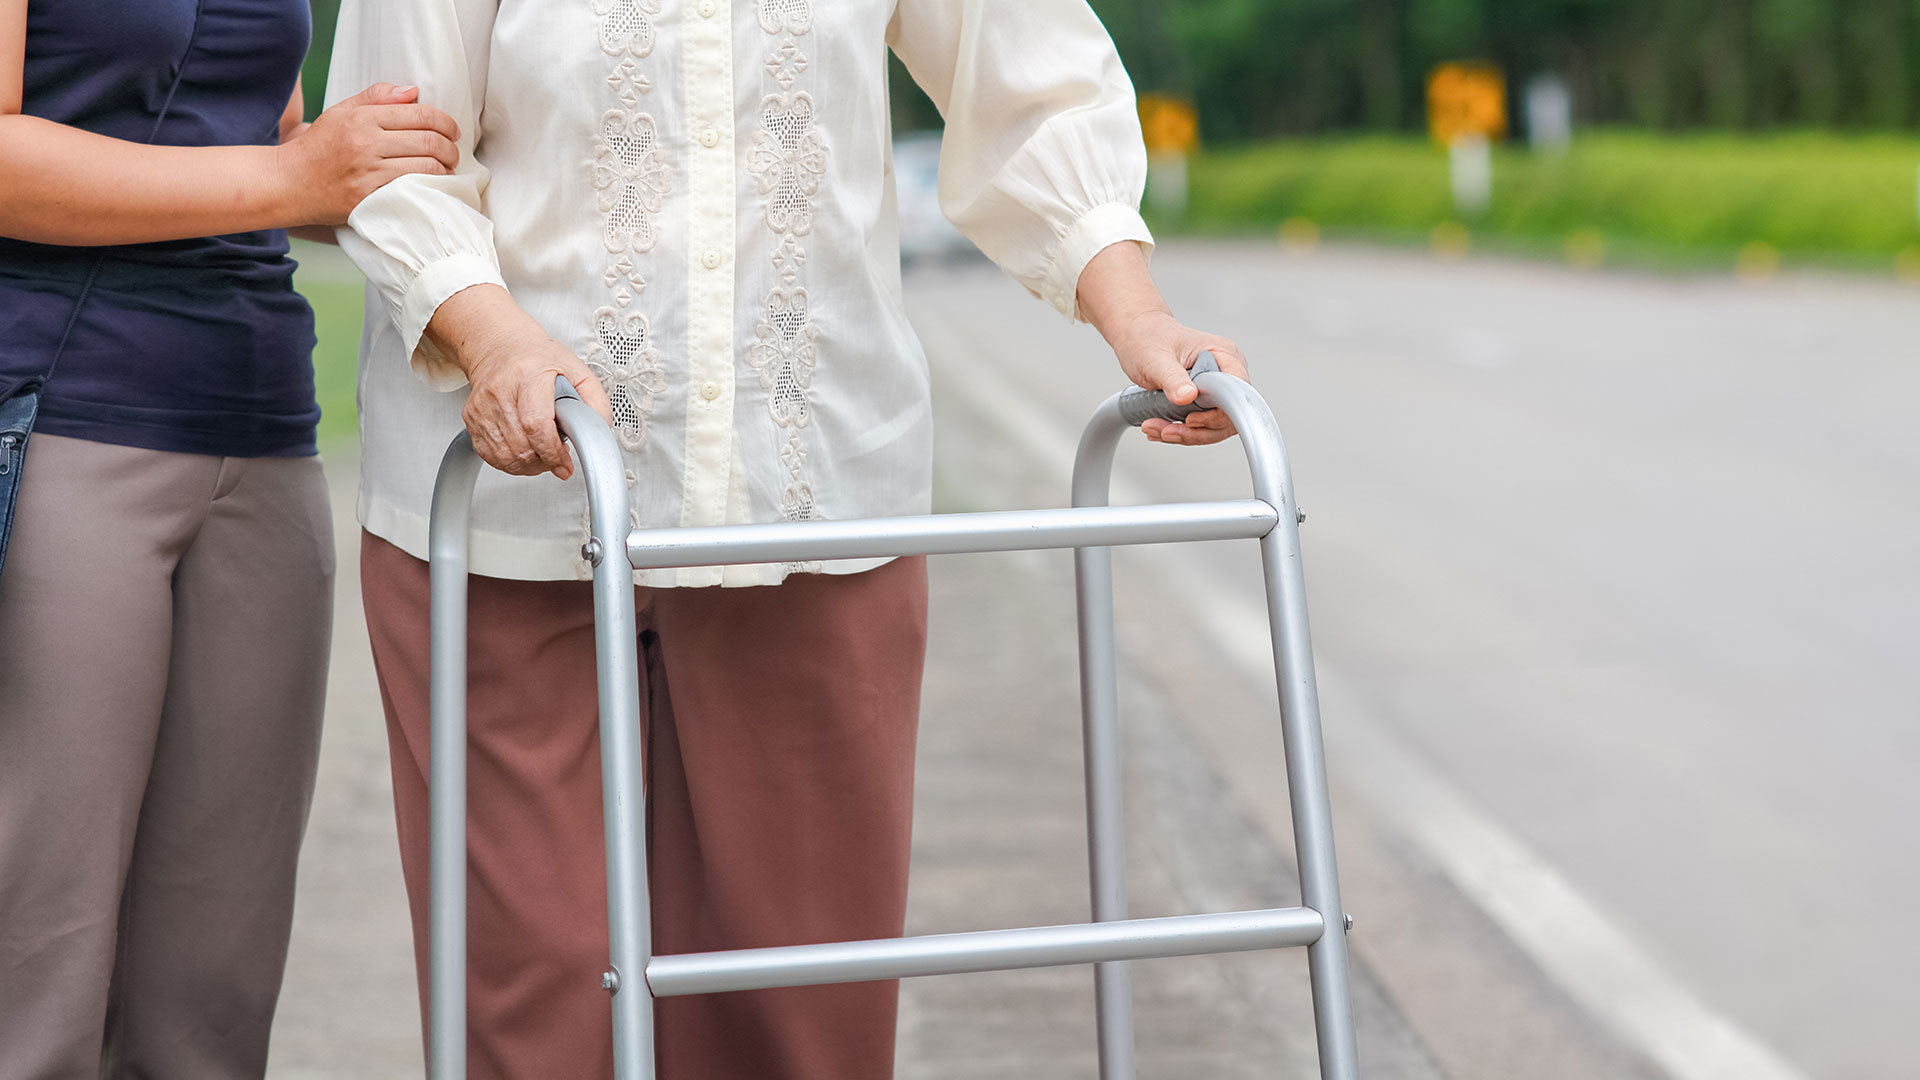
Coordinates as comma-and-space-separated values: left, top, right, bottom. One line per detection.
747, 287, 815, 429
746, 91, 825, 236
749, 9, 823, 550
588, 0, 667, 454
595, 0, 661, 59
756, 0, 811, 35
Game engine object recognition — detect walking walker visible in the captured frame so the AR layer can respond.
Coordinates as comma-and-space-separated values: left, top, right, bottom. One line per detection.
426, 354, 1360, 1079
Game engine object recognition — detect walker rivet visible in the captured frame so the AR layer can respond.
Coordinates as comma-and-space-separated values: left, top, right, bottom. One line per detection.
1344, 913, 1354, 933
602, 969, 620, 993
581, 538, 604, 566
1297, 506, 1308, 525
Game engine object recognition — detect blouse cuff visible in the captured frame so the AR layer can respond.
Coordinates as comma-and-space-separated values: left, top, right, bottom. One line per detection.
398, 253, 508, 391
1046, 202, 1156, 321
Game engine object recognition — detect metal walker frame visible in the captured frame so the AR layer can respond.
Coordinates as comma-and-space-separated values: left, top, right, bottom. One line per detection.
426, 355, 1359, 1079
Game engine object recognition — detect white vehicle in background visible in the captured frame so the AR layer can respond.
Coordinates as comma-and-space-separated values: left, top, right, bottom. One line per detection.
892, 131, 979, 268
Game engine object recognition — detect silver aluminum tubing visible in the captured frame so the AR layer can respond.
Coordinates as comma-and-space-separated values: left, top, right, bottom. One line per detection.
551, 378, 655, 1080
645, 907, 1324, 998
625, 500, 1278, 570
1072, 365, 1360, 1080
1202, 371, 1361, 1080
427, 433, 483, 1080
1071, 403, 1141, 1080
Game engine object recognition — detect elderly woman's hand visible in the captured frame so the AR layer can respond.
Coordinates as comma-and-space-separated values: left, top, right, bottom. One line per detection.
1077, 241, 1247, 445
1104, 308, 1248, 446
424, 284, 614, 480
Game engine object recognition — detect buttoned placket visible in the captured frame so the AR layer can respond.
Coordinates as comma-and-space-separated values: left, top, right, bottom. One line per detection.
676, 0, 737, 586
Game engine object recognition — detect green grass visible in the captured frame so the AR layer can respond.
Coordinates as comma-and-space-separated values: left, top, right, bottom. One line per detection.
290, 244, 365, 446
1180, 131, 1920, 270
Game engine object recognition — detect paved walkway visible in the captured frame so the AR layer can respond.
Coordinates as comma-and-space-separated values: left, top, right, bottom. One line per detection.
266, 448, 1442, 1077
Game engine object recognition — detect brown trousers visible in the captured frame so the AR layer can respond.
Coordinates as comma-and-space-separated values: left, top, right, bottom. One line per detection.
0, 434, 334, 1080
360, 533, 928, 1080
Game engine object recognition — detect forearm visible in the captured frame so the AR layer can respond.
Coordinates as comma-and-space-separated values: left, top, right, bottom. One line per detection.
0, 114, 298, 245
1076, 240, 1170, 349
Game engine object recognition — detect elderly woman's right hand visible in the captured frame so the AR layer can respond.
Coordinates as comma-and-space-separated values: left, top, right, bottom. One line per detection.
274, 83, 460, 226
425, 284, 615, 481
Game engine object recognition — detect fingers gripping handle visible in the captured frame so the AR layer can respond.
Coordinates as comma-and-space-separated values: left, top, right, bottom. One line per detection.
1116, 351, 1221, 427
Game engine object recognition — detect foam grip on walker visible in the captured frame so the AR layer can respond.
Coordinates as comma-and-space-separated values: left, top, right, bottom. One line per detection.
1116, 351, 1221, 428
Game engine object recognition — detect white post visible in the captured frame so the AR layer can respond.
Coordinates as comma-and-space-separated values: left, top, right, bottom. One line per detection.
1449, 135, 1492, 216
1526, 74, 1573, 156
1147, 152, 1188, 219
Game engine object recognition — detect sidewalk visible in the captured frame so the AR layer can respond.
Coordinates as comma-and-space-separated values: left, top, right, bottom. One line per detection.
266, 449, 1442, 1077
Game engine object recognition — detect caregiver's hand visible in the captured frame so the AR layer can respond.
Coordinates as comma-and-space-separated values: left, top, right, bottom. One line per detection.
274, 82, 461, 226
426, 284, 614, 480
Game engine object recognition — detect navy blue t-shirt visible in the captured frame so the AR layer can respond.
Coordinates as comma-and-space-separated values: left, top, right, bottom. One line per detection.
0, 0, 321, 458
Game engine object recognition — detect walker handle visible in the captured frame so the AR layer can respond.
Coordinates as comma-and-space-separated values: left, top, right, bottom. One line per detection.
1115, 351, 1220, 427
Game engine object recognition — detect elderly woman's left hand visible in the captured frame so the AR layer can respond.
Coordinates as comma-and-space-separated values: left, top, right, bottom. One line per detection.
1077, 241, 1248, 446
1106, 309, 1248, 446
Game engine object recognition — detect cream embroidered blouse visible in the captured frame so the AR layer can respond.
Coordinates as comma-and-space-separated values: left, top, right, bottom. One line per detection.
327, 0, 1152, 586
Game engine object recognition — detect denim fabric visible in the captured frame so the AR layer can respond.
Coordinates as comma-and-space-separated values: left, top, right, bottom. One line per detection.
0, 389, 41, 578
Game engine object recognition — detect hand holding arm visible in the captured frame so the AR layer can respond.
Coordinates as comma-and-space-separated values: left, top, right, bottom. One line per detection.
1076, 241, 1248, 445
0, 42, 460, 247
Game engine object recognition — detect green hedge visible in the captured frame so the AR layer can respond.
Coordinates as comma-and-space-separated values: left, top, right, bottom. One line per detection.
1183, 132, 1920, 264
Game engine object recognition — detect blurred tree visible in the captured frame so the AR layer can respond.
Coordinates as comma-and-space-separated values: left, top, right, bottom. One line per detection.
1092, 0, 1919, 137
297, 1, 1918, 138
302, 0, 341, 118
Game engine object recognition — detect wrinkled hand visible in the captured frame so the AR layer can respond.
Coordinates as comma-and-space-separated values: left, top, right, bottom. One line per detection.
1109, 310, 1248, 445
274, 83, 460, 226
461, 334, 614, 480
426, 284, 614, 480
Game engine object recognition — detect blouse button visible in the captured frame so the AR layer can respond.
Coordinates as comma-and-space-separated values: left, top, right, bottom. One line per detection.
701, 249, 722, 270
699, 381, 722, 402
699, 127, 721, 148
697, 0, 716, 16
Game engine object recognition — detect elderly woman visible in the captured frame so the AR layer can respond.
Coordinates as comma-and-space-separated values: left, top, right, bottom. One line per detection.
327, 1, 1245, 1076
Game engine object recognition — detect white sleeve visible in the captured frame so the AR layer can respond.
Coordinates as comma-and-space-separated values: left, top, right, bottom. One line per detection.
888, 0, 1154, 320
325, 0, 504, 390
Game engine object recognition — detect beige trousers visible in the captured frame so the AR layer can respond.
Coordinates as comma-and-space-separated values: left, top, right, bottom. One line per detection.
361, 532, 928, 1080
0, 434, 335, 1080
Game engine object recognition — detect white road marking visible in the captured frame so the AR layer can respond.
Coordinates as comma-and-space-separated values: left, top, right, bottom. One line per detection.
923, 322, 1808, 1080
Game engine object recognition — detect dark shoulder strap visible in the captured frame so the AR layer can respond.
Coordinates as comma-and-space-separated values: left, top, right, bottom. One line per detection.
34, 0, 210, 396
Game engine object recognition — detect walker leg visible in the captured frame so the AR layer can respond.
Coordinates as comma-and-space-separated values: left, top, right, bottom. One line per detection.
553, 384, 654, 1080
1075, 540, 1137, 1080
427, 435, 484, 1080
1229, 400, 1360, 1080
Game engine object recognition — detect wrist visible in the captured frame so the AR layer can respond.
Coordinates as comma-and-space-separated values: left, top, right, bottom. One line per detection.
256, 143, 310, 228
1107, 307, 1177, 355
429, 284, 547, 379
1077, 240, 1170, 344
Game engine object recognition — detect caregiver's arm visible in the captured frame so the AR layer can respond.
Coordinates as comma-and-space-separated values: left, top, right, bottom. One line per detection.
0, 0, 459, 247
281, 78, 349, 246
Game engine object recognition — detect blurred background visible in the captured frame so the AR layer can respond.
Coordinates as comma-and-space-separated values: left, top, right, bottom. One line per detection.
275, 4, 1916, 1080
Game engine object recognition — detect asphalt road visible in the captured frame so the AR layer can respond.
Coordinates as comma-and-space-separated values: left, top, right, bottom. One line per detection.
905, 242, 1919, 1080
269, 241, 1913, 1079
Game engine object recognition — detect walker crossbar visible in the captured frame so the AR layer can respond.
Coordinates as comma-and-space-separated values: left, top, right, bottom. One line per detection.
625, 500, 1279, 569
646, 907, 1325, 997
427, 353, 1360, 1080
